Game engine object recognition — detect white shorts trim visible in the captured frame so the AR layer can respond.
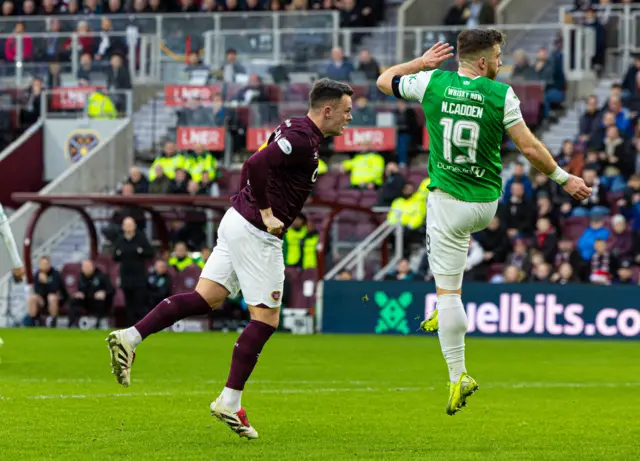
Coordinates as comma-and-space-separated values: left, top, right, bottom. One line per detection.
426, 189, 498, 276
200, 207, 285, 308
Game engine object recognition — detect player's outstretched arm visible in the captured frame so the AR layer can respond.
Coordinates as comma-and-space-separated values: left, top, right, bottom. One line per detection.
0, 204, 24, 282
376, 42, 454, 97
506, 121, 592, 201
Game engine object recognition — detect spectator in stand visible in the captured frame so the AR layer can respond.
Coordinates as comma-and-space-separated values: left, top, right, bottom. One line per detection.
70, 259, 114, 328
501, 265, 525, 283
532, 171, 558, 204
530, 261, 552, 283
579, 95, 601, 144
617, 174, 640, 226
395, 100, 419, 167
196, 247, 212, 269
339, 0, 365, 29
77, 52, 94, 85
387, 182, 427, 256
588, 111, 617, 151
590, 238, 618, 285
128, 166, 149, 194
336, 269, 353, 281
356, 49, 380, 81
463, 0, 495, 27
180, 0, 200, 12
351, 96, 376, 126
102, 182, 147, 244
378, 162, 406, 206
501, 182, 535, 238
148, 0, 164, 13
568, 167, 609, 216
341, 144, 385, 189
220, 48, 246, 84
577, 209, 611, 261
38, 19, 66, 63
183, 51, 212, 85
622, 54, 640, 98
610, 214, 634, 260
175, 181, 208, 248
40, 0, 58, 14
21, 0, 38, 21
534, 216, 558, 263
149, 142, 185, 181
187, 143, 218, 183
177, 96, 211, 127
26, 256, 67, 327
384, 258, 418, 281
505, 237, 532, 276
113, 217, 155, 326
168, 241, 197, 271
106, 53, 132, 91
245, 0, 264, 11
168, 168, 189, 194
613, 259, 635, 285
61, 0, 80, 14
0, 0, 13, 25
63, 21, 93, 57
503, 162, 533, 202
476, 215, 510, 265
234, 75, 272, 125
107, 0, 124, 14
607, 95, 633, 137
209, 94, 227, 127
555, 236, 586, 278
551, 262, 580, 284
84, 0, 102, 15
148, 260, 172, 309
556, 140, 584, 177
584, 7, 606, 72
200, 0, 216, 12
20, 77, 42, 128
324, 47, 354, 82
534, 48, 565, 117
149, 165, 171, 193
602, 125, 634, 181
536, 193, 561, 235
6, 22, 33, 63
199, 170, 220, 196
511, 49, 535, 80
444, 0, 467, 26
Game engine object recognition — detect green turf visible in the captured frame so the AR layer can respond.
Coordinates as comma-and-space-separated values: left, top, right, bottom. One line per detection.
0, 329, 639, 460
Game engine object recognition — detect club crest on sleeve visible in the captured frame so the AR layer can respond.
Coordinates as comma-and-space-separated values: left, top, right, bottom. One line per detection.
270, 290, 282, 302
277, 137, 292, 155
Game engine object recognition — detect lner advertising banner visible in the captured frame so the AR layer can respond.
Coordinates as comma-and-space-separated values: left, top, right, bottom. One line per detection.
322, 282, 640, 339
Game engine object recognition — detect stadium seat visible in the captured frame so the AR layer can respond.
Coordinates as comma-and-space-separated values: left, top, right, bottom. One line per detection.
113, 289, 125, 310
61, 263, 81, 293
360, 190, 379, 207
337, 174, 351, 190
316, 172, 338, 191
223, 172, 243, 195
316, 189, 339, 202
561, 217, 589, 242
172, 265, 200, 294
488, 263, 505, 279
95, 253, 113, 274
355, 221, 377, 238
338, 189, 361, 204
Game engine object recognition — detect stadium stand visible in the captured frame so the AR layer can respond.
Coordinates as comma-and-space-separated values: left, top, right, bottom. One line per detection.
3, 0, 640, 329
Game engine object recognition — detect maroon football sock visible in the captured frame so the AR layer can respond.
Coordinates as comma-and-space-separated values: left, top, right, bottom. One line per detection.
134, 292, 211, 339
225, 320, 276, 390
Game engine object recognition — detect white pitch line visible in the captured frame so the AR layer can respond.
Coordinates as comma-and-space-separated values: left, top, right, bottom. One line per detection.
1, 382, 640, 401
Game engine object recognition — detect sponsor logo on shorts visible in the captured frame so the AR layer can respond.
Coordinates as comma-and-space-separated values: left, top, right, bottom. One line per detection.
270, 290, 282, 302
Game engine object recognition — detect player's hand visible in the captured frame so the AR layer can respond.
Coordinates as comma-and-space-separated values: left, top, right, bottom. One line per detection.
95, 290, 106, 301
421, 42, 454, 70
74, 292, 85, 300
260, 210, 284, 236
12, 267, 24, 283
562, 175, 592, 201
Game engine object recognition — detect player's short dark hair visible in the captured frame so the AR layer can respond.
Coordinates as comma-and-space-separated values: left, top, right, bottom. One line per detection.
457, 29, 505, 59
308, 78, 354, 109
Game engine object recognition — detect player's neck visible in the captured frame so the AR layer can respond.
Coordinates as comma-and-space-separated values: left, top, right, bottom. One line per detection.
457, 66, 482, 79
307, 112, 327, 137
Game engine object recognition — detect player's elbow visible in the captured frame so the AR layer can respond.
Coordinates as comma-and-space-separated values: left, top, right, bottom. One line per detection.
376, 73, 392, 95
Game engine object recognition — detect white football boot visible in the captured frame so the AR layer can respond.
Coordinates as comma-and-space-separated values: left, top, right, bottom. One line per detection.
106, 330, 136, 387
210, 397, 259, 439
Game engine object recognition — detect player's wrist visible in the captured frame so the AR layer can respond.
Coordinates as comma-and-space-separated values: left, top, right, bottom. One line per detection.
548, 166, 569, 186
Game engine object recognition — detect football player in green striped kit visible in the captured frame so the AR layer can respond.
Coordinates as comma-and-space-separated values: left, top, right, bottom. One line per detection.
378, 30, 592, 415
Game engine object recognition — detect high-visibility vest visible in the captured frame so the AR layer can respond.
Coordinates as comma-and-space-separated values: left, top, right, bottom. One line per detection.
149, 153, 187, 181
283, 226, 307, 266
387, 197, 406, 225
342, 152, 385, 187
387, 193, 425, 230
87, 92, 117, 119
168, 256, 195, 271
301, 232, 319, 269
418, 177, 431, 198
187, 152, 218, 183
318, 158, 328, 175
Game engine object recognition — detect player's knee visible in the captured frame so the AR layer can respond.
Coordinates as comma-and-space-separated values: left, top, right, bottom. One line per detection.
195, 279, 227, 310
249, 306, 280, 329
433, 272, 463, 293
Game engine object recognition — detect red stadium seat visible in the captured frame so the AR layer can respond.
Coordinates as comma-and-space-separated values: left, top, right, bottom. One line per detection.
173, 265, 200, 294
95, 253, 113, 274
316, 172, 338, 191
223, 172, 243, 195
316, 189, 338, 202
360, 190, 379, 207
113, 289, 125, 309
338, 189, 361, 204
61, 263, 81, 293
337, 174, 351, 190
488, 263, 505, 279
561, 217, 589, 242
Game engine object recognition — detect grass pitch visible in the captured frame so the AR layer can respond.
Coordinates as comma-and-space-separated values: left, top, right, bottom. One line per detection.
0, 329, 638, 460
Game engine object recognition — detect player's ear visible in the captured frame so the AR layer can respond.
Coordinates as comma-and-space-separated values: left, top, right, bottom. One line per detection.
324, 105, 331, 120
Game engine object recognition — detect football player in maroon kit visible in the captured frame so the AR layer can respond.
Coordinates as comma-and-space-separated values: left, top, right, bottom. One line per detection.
107, 78, 353, 439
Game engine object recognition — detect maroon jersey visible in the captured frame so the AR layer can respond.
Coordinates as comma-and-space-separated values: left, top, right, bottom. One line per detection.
232, 116, 323, 234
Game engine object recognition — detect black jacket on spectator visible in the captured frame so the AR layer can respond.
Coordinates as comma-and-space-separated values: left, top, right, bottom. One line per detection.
168, 178, 189, 194
148, 268, 172, 307
579, 108, 601, 139
622, 64, 640, 96
443, 4, 466, 25
357, 59, 380, 81
78, 268, 115, 299
571, 180, 608, 211
395, 106, 420, 144
378, 172, 406, 206
106, 65, 132, 90
113, 232, 155, 288
536, 231, 558, 263
129, 176, 150, 194
501, 199, 536, 236
475, 226, 510, 263
34, 268, 67, 300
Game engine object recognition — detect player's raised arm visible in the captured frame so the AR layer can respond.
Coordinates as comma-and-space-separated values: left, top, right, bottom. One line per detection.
506, 121, 592, 201
376, 42, 454, 99
0, 204, 24, 282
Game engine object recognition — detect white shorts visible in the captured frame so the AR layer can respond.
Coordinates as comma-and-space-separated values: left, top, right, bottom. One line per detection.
201, 207, 285, 308
426, 189, 498, 275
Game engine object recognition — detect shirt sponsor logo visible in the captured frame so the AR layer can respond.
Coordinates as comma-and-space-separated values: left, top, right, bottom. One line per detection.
437, 160, 486, 178
445, 86, 485, 104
